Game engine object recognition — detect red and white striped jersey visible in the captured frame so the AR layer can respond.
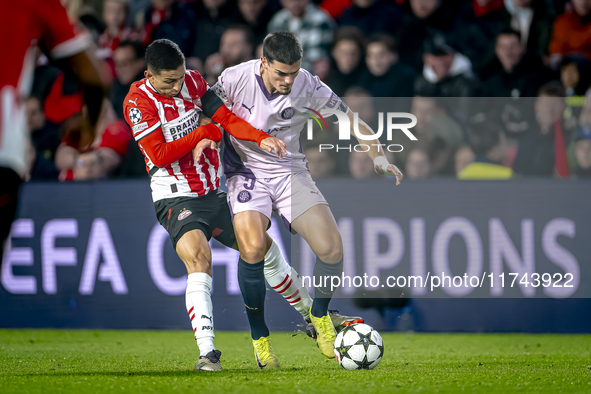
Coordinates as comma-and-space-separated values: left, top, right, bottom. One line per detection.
0, 0, 90, 177
123, 70, 222, 202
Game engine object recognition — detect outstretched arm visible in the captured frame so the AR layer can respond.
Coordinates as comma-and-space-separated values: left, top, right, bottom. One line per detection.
201, 85, 287, 159
347, 110, 404, 185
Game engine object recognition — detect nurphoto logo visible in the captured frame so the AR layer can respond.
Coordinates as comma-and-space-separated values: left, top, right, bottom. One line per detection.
305, 107, 418, 153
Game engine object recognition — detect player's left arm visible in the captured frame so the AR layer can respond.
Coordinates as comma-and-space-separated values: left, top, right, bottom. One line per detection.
186, 70, 287, 158
346, 108, 404, 185
311, 72, 403, 185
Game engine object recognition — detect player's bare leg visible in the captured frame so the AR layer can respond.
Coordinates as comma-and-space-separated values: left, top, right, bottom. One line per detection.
234, 211, 270, 264
292, 204, 343, 265
176, 229, 221, 371
291, 204, 344, 358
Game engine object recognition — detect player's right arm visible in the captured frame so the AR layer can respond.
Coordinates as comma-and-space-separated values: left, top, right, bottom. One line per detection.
201, 72, 286, 159
123, 91, 222, 168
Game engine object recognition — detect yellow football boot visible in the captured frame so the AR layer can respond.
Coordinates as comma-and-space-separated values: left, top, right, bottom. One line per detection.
252, 336, 280, 370
309, 307, 337, 358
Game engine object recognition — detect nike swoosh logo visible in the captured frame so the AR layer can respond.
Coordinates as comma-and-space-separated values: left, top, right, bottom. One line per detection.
256, 354, 267, 369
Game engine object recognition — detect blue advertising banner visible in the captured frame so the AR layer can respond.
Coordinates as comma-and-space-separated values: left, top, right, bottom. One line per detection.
1, 179, 590, 333
297, 179, 591, 299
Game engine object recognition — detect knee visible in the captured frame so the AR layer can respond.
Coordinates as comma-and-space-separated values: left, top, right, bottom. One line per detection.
316, 235, 343, 264
184, 251, 212, 275
238, 236, 267, 263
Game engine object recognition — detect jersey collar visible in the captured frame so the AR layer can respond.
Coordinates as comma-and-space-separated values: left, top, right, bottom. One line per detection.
145, 78, 158, 93
255, 60, 281, 101
145, 78, 184, 98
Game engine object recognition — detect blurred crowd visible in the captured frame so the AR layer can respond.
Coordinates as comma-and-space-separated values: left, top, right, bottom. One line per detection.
26, 0, 591, 181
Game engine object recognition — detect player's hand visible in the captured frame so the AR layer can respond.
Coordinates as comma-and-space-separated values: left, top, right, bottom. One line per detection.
193, 138, 219, 161
374, 156, 403, 185
260, 136, 287, 160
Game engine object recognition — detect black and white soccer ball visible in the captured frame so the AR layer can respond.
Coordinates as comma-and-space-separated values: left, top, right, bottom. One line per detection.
334, 323, 384, 370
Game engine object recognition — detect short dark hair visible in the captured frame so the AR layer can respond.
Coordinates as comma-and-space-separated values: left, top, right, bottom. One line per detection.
538, 80, 566, 97
496, 28, 521, 42
263, 31, 302, 65
367, 34, 397, 53
118, 40, 146, 60
559, 55, 577, 69
145, 39, 185, 74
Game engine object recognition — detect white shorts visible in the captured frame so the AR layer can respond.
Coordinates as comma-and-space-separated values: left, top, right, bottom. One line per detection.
226, 171, 328, 233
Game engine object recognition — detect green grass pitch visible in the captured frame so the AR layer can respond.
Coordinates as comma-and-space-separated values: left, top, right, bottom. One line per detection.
1, 330, 590, 393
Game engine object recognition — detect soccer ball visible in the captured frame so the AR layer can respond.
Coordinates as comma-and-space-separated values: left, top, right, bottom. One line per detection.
334, 323, 384, 370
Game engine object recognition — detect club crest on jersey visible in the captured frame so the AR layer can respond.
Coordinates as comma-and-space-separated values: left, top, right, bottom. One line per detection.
178, 209, 192, 221
129, 107, 143, 124
238, 190, 251, 203
280, 107, 295, 120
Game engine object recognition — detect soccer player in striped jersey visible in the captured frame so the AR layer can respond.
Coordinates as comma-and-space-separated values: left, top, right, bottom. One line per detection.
123, 39, 343, 371
210, 32, 403, 369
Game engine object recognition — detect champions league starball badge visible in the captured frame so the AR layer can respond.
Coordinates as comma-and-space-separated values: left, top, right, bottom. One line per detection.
129, 107, 143, 124
238, 190, 251, 203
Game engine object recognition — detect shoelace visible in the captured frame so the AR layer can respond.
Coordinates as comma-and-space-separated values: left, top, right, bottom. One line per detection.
257, 339, 273, 362
202, 350, 220, 363
318, 316, 336, 341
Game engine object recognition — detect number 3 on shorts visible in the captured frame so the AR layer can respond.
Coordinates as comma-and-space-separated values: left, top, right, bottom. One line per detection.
243, 178, 255, 190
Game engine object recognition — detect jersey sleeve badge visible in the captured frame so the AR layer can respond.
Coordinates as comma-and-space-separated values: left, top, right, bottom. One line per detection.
129, 107, 143, 124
